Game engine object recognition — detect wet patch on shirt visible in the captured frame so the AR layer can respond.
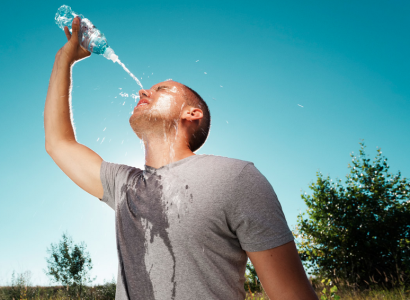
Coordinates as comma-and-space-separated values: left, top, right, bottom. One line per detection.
118, 169, 176, 300
115, 168, 195, 299
161, 173, 193, 222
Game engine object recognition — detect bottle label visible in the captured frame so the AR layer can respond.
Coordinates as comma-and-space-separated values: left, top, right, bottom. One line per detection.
80, 18, 98, 52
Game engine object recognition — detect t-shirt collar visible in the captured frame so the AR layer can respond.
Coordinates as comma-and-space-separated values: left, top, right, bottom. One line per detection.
144, 154, 204, 174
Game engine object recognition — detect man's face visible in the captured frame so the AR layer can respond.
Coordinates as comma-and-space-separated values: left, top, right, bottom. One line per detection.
129, 81, 188, 137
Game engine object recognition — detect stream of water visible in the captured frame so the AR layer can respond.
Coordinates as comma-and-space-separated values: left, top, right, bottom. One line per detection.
115, 59, 144, 89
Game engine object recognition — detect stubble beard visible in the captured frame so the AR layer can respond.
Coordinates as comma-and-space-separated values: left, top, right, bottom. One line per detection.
129, 109, 179, 142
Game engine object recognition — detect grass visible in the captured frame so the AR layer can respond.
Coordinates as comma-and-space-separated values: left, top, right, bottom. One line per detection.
1, 286, 409, 299
243, 289, 410, 300
1, 273, 409, 300
242, 279, 410, 300
310, 274, 410, 300
0, 284, 116, 300
314, 287, 409, 300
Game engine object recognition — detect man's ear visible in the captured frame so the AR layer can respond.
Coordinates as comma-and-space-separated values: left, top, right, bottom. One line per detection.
182, 107, 203, 122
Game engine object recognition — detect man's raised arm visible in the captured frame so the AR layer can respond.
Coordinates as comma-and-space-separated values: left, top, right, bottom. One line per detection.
45, 17, 103, 199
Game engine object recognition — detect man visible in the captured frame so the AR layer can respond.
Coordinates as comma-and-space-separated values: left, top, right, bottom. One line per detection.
45, 17, 318, 300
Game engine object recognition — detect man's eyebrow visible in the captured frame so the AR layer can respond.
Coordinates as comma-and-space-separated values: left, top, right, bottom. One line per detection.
154, 85, 170, 90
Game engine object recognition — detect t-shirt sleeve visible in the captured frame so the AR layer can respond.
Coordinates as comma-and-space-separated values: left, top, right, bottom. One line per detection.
228, 163, 294, 252
100, 161, 128, 210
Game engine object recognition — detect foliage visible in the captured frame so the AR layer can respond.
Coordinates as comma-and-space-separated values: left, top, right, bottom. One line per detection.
0, 270, 32, 300
93, 278, 116, 299
312, 276, 410, 300
244, 261, 261, 293
0, 282, 117, 300
295, 142, 410, 288
320, 279, 340, 300
245, 291, 269, 300
45, 233, 94, 297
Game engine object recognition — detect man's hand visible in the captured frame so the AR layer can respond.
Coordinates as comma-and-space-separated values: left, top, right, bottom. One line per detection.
56, 17, 91, 65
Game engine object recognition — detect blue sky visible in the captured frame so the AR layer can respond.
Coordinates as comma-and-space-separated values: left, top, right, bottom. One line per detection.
1, 0, 409, 285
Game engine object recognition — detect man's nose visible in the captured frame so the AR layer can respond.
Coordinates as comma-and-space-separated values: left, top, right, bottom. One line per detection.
139, 89, 152, 98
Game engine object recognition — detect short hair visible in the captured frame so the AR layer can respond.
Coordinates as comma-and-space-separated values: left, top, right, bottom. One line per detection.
183, 85, 211, 152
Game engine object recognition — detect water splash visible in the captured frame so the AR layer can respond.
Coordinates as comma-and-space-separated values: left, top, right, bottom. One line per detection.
152, 94, 172, 115
131, 94, 140, 102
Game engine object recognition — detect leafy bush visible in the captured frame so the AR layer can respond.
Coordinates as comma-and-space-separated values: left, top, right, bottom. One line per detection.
244, 261, 261, 293
320, 279, 340, 300
295, 142, 410, 289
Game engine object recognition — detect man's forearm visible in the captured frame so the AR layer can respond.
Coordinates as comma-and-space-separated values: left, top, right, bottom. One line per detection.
44, 54, 76, 151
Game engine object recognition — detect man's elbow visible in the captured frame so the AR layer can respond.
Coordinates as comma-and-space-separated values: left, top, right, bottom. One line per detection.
45, 141, 54, 155
45, 140, 64, 156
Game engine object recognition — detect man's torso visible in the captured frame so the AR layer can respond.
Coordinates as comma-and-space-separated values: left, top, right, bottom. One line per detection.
101, 154, 293, 300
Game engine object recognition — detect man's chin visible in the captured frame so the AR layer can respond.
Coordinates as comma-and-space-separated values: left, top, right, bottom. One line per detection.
129, 111, 143, 124
129, 123, 143, 139
129, 114, 150, 138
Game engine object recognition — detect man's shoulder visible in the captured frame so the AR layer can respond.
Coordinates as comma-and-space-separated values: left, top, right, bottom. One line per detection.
200, 154, 251, 164
101, 161, 143, 178
196, 154, 253, 173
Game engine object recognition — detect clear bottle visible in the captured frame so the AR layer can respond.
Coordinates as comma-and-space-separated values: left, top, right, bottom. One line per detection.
55, 5, 118, 62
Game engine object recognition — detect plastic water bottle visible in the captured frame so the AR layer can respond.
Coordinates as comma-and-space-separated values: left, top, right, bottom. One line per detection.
55, 5, 118, 62
55, 5, 144, 88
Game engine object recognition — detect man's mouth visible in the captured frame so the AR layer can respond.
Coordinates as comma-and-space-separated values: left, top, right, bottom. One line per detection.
136, 98, 150, 108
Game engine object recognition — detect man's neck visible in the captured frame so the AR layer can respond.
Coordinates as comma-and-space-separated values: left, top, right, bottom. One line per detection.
142, 131, 195, 169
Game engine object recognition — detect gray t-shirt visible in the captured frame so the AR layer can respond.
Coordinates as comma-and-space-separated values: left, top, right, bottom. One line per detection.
100, 154, 293, 300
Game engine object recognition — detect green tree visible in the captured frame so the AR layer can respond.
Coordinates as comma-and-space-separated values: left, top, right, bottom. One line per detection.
294, 142, 410, 288
45, 233, 94, 297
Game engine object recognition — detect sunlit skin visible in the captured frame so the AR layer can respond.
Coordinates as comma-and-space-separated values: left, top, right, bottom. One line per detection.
44, 17, 318, 300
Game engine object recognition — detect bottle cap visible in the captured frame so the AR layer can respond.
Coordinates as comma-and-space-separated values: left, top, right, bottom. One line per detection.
103, 47, 119, 63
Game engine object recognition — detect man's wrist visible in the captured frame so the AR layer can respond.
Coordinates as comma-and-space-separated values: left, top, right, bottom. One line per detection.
55, 50, 75, 69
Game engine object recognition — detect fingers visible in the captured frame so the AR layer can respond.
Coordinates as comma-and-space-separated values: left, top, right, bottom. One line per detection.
64, 26, 71, 41
80, 47, 92, 58
71, 17, 81, 44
